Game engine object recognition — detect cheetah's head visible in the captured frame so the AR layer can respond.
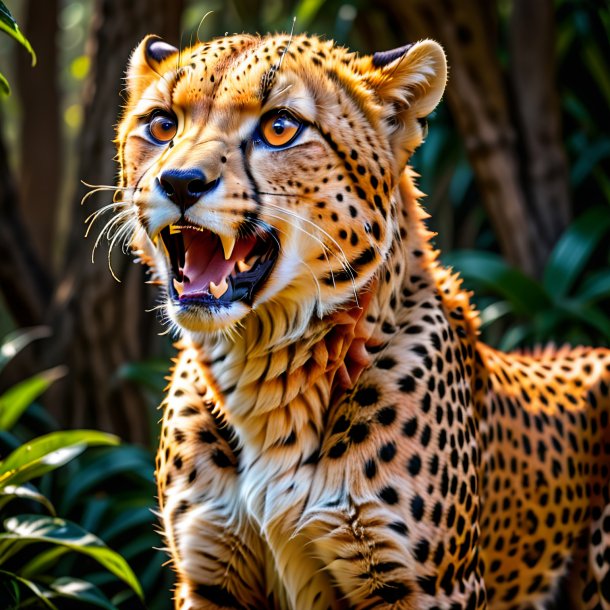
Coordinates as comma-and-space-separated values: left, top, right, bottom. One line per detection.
116, 33, 446, 337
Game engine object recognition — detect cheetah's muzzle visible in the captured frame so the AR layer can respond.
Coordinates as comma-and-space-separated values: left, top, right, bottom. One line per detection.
161, 224, 278, 307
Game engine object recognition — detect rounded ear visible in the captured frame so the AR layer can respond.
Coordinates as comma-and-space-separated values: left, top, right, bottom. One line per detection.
362, 40, 447, 170
372, 39, 447, 119
126, 35, 179, 96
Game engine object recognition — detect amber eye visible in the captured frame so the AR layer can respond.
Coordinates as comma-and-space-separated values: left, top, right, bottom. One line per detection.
149, 114, 177, 143
260, 111, 302, 147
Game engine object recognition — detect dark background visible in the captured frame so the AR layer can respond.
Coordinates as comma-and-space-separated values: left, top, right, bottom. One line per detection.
0, 1, 608, 608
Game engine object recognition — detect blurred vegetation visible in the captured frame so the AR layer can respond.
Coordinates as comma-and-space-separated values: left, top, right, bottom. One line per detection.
0, 330, 157, 609
0, 0, 608, 608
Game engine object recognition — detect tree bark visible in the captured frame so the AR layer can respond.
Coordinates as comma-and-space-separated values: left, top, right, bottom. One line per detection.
16, 0, 61, 270
39, 0, 184, 442
0, 123, 51, 327
508, 0, 571, 249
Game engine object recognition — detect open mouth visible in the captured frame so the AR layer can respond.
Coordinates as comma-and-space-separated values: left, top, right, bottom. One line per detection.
160, 224, 278, 307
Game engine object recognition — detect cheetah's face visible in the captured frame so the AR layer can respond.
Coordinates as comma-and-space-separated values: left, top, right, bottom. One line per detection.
117, 34, 446, 334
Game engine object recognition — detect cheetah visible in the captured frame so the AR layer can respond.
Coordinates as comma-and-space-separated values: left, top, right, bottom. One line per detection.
114, 33, 610, 609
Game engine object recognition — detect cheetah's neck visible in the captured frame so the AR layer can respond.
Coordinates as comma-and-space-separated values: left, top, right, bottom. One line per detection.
186, 169, 477, 457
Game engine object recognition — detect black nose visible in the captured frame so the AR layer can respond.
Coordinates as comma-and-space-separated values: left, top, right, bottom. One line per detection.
158, 169, 218, 212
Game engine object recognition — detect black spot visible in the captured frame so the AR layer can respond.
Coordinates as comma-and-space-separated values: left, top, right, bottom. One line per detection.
328, 440, 348, 458
375, 582, 411, 603
407, 454, 422, 476
389, 521, 408, 535
417, 574, 437, 596
354, 246, 376, 267
199, 429, 216, 444
349, 423, 370, 443
411, 495, 425, 520
377, 406, 396, 426
399, 375, 416, 393
502, 585, 519, 602
439, 563, 454, 596
414, 539, 430, 563
403, 417, 418, 437
365, 459, 377, 478
332, 415, 350, 434
379, 486, 399, 504
212, 449, 232, 468
432, 501, 443, 526
420, 424, 432, 447
379, 442, 397, 462
354, 386, 379, 407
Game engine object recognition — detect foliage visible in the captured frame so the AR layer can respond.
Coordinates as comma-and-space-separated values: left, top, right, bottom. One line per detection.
0, 0, 35, 95
445, 207, 610, 350
0, 330, 157, 610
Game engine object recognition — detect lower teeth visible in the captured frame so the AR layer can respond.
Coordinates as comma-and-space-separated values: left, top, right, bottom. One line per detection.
209, 278, 229, 299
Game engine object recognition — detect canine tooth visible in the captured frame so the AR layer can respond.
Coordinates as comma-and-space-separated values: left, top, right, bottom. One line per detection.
237, 260, 253, 273
219, 234, 236, 260
209, 278, 229, 299
169, 225, 181, 235
172, 278, 184, 296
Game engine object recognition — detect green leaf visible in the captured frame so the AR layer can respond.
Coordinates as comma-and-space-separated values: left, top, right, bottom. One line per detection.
0, 569, 57, 609
0, 484, 56, 515
295, 0, 325, 28
478, 300, 514, 329
1, 515, 143, 600
576, 270, 610, 304
498, 324, 532, 352
0, 71, 8, 95
0, 430, 120, 488
60, 445, 153, 512
444, 250, 551, 316
116, 360, 168, 395
100, 505, 153, 541
0, 1, 36, 65
0, 327, 50, 373
543, 207, 610, 298
559, 301, 610, 341
46, 577, 118, 610
20, 547, 68, 578
0, 367, 66, 431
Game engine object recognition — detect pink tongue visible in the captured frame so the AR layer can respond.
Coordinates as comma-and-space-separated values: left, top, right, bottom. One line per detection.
180, 230, 257, 298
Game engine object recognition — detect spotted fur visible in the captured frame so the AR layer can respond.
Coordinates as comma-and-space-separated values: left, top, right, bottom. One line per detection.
114, 33, 610, 610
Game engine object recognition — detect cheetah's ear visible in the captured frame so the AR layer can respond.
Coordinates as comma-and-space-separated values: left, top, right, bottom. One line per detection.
125, 35, 179, 96
366, 40, 447, 166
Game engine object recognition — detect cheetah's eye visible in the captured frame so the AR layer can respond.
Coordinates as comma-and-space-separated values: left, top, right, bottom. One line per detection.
259, 110, 302, 148
149, 113, 177, 143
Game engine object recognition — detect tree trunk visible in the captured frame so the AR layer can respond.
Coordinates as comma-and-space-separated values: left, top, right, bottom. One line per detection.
39, 0, 184, 443
0, 120, 51, 328
376, 0, 571, 277
508, 0, 571, 249
16, 0, 61, 270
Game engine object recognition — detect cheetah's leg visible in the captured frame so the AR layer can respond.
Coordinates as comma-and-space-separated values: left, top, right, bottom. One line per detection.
566, 496, 610, 610
157, 349, 267, 610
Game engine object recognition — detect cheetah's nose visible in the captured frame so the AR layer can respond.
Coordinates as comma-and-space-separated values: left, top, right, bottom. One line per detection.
158, 169, 219, 213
